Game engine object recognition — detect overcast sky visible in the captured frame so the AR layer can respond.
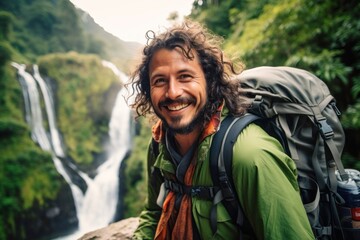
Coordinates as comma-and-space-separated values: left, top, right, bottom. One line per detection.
70, 0, 194, 44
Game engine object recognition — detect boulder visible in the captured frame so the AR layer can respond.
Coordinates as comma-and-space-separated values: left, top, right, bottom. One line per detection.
78, 217, 139, 240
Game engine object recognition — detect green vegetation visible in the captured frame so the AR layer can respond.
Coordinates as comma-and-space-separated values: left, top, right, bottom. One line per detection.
0, 0, 141, 65
122, 117, 152, 218
2, 0, 86, 62
0, 10, 59, 238
0, 65, 63, 239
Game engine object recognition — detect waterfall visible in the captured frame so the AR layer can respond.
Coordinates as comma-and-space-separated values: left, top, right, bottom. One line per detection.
33, 65, 65, 158
12, 62, 133, 239
67, 62, 132, 239
12, 63, 52, 152
78, 87, 131, 231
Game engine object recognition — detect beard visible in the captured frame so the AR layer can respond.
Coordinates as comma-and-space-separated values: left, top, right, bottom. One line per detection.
155, 99, 212, 135
165, 108, 206, 134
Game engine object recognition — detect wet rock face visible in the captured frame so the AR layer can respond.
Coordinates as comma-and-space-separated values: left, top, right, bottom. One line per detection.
79, 217, 139, 240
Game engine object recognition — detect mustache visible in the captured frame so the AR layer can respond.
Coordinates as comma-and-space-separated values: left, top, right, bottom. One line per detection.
159, 97, 195, 107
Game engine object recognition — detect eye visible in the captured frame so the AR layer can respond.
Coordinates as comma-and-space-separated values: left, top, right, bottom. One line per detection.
179, 74, 192, 81
152, 77, 166, 86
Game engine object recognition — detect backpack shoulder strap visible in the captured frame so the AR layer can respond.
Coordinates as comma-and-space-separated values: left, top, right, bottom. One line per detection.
150, 138, 164, 187
151, 138, 159, 157
209, 113, 260, 235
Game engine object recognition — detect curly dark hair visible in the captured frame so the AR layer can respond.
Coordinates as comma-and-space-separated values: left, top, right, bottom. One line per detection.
127, 20, 249, 123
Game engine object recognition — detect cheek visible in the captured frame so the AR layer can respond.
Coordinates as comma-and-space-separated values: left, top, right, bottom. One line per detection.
150, 89, 162, 106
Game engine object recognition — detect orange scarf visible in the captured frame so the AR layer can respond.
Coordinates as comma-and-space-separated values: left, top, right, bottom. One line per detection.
154, 162, 196, 240
153, 104, 223, 240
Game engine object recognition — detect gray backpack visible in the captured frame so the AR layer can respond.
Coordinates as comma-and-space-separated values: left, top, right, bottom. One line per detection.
209, 66, 349, 239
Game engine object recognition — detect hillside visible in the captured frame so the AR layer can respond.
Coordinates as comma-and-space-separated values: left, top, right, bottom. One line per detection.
77, 9, 142, 73
0, 0, 142, 67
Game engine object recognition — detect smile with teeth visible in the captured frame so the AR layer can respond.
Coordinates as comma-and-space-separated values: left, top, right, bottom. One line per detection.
166, 103, 190, 111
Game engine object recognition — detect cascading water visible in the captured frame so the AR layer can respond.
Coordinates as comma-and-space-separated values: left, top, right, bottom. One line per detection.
13, 62, 52, 152
75, 63, 132, 235
65, 62, 133, 239
32, 65, 65, 158
78, 88, 132, 227
12, 62, 133, 239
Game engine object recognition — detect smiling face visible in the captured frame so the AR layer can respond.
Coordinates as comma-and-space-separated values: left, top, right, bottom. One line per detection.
149, 48, 208, 135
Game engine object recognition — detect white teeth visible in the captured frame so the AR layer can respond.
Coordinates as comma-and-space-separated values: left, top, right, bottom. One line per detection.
167, 103, 189, 111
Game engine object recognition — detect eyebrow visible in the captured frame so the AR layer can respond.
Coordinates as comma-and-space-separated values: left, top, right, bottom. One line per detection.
150, 68, 195, 80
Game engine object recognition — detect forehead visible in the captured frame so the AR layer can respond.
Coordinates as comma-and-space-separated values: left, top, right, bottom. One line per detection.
149, 48, 200, 70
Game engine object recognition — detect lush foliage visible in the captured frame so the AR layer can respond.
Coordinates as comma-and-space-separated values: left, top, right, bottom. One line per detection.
1, 0, 87, 62
0, 0, 141, 65
122, 117, 152, 218
0, 64, 64, 239
0, 9, 62, 239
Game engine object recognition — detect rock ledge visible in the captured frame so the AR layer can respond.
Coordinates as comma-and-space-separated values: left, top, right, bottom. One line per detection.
78, 217, 139, 240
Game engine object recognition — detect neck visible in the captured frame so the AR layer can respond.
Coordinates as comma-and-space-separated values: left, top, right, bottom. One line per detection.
173, 127, 202, 156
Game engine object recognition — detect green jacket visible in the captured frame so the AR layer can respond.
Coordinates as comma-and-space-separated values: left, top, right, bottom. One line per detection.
133, 121, 314, 239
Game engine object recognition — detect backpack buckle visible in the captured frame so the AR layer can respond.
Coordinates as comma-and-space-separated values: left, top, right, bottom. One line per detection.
191, 187, 202, 197
317, 117, 334, 139
191, 186, 217, 199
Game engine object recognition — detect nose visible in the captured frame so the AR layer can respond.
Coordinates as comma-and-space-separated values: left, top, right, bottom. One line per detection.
166, 78, 182, 99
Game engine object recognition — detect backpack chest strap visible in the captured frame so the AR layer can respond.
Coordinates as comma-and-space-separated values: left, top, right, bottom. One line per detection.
164, 179, 219, 200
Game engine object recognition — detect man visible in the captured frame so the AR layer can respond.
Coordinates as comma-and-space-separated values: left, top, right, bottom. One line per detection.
129, 20, 314, 240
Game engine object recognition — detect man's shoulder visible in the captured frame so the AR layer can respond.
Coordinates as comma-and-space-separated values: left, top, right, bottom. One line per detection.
236, 122, 270, 144
232, 122, 287, 165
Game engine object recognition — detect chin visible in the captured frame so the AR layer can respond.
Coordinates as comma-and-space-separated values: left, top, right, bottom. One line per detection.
161, 105, 209, 135
167, 119, 199, 135
169, 126, 194, 135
